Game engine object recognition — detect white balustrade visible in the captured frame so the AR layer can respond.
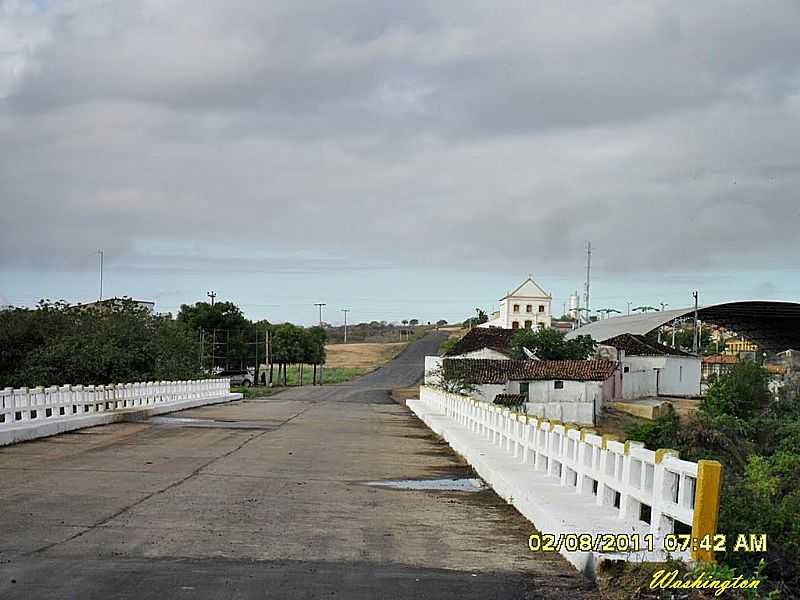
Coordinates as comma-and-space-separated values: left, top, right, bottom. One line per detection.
0, 379, 231, 429
420, 385, 712, 541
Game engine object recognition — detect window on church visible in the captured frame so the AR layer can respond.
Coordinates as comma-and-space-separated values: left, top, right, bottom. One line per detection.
524, 320, 532, 328
537, 323, 545, 330
538, 305, 545, 313
554, 380, 564, 390
526, 304, 532, 312
513, 304, 520, 312
512, 321, 519, 329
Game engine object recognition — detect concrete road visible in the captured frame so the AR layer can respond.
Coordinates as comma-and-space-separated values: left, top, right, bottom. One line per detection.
0, 333, 593, 599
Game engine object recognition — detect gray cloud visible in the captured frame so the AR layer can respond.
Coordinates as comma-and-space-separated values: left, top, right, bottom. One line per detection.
1, 0, 799, 278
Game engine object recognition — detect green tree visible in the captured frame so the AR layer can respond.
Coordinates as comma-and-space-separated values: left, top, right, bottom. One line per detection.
463, 308, 488, 328
0, 300, 201, 387
625, 362, 800, 595
703, 360, 770, 420
177, 301, 248, 331
509, 328, 595, 360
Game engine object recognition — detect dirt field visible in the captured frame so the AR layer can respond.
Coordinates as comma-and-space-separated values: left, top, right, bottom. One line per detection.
439, 326, 468, 338
325, 341, 408, 369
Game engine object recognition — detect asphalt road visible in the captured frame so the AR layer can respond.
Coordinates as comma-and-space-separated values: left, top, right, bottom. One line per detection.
0, 332, 593, 599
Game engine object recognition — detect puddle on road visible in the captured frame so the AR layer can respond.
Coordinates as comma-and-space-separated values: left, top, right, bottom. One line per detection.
146, 416, 273, 430
362, 477, 486, 492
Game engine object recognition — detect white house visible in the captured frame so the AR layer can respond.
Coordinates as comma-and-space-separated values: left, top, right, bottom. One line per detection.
599, 334, 701, 399
480, 276, 552, 330
424, 356, 620, 425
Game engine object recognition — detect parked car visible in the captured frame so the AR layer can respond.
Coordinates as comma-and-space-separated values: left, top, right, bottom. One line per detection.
217, 369, 254, 387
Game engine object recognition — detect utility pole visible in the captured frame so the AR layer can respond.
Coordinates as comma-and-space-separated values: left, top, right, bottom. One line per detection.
98, 249, 104, 300
692, 291, 700, 355
583, 241, 592, 325
265, 328, 272, 387
207, 291, 216, 306
314, 303, 326, 326
314, 303, 326, 386
254, 327, 259, 383
658, 303, 668, 344
627, 301, 632, 316
341, 309, 350, 343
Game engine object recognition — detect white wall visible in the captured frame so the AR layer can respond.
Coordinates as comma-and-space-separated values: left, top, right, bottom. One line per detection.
473, 383, 507, 403
502, 297, 552, 330
621, 356, 701, 399
424, 356, 443, 385
450, 348, 510, 360
509, 379, 607, 426
657, 356, 701, 397
524, 400, 595, 425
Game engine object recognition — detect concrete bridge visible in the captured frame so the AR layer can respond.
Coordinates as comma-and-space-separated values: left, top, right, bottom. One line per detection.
0, 333, 592, 599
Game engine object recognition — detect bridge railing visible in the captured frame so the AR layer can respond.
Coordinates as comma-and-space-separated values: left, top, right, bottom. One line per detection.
0, 379, 231, 428
420, 385, 722, 561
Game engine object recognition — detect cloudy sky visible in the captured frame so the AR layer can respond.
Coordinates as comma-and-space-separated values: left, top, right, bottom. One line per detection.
1, 0, 799, 324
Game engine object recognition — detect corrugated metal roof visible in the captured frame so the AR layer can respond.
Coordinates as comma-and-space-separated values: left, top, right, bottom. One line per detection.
566, 301, 800, 353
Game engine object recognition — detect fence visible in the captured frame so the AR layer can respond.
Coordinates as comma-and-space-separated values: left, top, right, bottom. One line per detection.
417, 385, 722, 563
0, 379, 231, 428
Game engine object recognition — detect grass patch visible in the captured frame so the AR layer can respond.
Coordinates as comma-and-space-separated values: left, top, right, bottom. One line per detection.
251, 365, 370, 387
231, 385, 277, 399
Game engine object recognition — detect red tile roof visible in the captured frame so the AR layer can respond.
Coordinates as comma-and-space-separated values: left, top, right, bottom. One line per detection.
702, 354, 738, 365
442, 358, 618, 384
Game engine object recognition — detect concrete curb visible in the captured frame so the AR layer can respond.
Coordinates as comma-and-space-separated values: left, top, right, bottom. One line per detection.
407, 397, 676, 577
0, 393, 243, 447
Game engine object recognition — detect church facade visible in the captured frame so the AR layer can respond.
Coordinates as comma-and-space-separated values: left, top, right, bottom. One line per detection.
479, 276, 552, 330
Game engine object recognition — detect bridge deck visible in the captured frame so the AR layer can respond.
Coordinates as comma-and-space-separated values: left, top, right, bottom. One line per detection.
0, 334, 591, 599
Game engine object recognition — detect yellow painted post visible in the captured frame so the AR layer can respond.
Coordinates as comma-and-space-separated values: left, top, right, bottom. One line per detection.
655, 448, 679, 463
601, 434, 619, 450
691, 460, 724, 562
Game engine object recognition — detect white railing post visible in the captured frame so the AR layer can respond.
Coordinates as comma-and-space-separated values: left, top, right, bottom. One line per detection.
650, 449, 680, 540
0, 387, 12, 426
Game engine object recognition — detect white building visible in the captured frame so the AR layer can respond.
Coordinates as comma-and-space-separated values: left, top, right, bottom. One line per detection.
599, 334, 701, 399
424, 356, 620, 425
480, 276, 552, 330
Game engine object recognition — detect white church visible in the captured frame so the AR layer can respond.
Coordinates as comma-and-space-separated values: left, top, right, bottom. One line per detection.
479, 276, 552, 330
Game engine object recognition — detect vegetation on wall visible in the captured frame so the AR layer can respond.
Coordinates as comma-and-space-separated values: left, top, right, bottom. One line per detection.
509, 328, 596, 360
425, 362, 478, 396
